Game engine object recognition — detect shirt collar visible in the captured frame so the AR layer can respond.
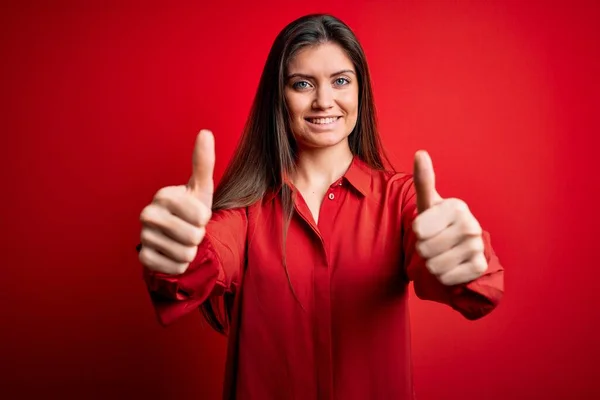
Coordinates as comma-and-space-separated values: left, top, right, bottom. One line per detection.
342, 156, 371, 197
263, 156, 373, 202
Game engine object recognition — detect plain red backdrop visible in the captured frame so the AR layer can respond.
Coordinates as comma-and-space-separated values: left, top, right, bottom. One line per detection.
1, 0, 599, 399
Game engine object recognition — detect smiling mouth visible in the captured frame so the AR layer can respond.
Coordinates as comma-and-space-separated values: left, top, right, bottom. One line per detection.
305, 116, 341, 125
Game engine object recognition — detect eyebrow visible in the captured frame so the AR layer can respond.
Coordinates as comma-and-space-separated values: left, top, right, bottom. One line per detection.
286, 69, 356, 80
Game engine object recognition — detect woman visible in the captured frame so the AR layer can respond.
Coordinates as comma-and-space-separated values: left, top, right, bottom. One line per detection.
138, 14, 504, 400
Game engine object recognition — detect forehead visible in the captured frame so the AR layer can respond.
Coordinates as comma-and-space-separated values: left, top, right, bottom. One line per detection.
287, 42, 354, 75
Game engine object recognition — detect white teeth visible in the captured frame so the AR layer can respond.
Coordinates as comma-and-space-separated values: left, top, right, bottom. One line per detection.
309, 117, 338, 124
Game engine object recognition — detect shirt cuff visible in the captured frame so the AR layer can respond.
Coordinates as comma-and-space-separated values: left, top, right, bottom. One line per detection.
448, 278, 503, 320
142, 236, 221, 301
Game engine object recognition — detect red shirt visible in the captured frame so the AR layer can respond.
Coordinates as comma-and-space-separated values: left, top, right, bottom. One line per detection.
143, 157, 504, 400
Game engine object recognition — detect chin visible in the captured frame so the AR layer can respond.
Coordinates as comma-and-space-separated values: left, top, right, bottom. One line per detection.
298, 132, 350, 150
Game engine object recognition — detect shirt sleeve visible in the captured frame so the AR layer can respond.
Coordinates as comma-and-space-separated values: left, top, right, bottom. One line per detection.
400, 178, 504, 320
140, 207, 248, 326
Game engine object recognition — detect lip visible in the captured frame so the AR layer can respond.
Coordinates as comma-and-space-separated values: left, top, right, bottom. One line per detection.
304, 116, 342, 132
305, 115, 342, 119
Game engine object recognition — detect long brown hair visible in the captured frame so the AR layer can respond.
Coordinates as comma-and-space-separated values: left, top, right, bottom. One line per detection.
201, 14, 392, 334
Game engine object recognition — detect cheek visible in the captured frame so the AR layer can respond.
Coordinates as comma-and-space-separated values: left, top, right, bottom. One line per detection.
285, 93, 310, 122
339, 91, 359, 115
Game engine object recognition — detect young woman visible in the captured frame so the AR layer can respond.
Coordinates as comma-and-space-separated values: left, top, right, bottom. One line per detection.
138, 13, 504, 400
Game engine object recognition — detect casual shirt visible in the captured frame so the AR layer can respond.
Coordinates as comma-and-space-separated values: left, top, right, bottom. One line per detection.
143, 157, 504, 400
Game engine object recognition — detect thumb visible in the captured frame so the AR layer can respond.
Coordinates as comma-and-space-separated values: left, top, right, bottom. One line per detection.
413, 150, 442, 213
187, 129, 215, 208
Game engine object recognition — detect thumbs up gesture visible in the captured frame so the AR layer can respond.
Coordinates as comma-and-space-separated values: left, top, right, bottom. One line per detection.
412, 150, 488, 286
139, 130, 215, 275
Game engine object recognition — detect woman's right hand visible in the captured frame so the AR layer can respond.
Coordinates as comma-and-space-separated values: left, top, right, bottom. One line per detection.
138, 130, 215, 275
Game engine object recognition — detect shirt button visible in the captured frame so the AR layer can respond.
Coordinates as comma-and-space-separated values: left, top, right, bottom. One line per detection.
328, 193, 335, 200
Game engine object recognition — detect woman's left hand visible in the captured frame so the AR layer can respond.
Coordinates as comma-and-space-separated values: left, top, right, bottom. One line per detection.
412, 150, 488, 286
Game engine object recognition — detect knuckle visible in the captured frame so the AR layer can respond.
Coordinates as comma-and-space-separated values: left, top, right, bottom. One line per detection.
183, 246, 198, 263
201, 206, 213, 225
416, 241, 427, 257
173, 263, 190, 275
412, 219, 423, 238
473, 238, 485, 253
425, 259, 438, 275
458, 215, 481, 237
465, 217, 482, 235
192, 201, 211, 227
139, 205, 155, 224
464, 238, 480, 254
439, 273, 453, 286
154, 186, 184, 209
470, 223, 483, 236
473, 259, 488, 274
451, 198, 469, 215
154, 186, 173, 201
189, 226, 206, 246
138, 248, 154, 268
140, 228, 153, 244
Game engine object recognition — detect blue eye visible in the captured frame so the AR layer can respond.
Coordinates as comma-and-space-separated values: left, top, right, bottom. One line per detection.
335, 77, 350, 86
293, 81, 311, 90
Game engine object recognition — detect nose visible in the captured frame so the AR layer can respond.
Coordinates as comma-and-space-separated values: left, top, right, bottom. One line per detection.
312, 86, 334, 110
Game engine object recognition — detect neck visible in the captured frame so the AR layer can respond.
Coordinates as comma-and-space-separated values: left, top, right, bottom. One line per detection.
292, 140, 354, 188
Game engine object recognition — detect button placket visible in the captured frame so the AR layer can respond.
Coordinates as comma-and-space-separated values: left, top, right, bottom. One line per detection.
327, 181, 343, 201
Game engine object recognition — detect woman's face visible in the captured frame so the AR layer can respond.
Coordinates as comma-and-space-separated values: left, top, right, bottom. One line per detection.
284, 42, 359, 151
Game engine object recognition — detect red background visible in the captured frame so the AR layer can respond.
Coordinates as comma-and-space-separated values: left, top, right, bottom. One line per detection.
2, 0, 599, 398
